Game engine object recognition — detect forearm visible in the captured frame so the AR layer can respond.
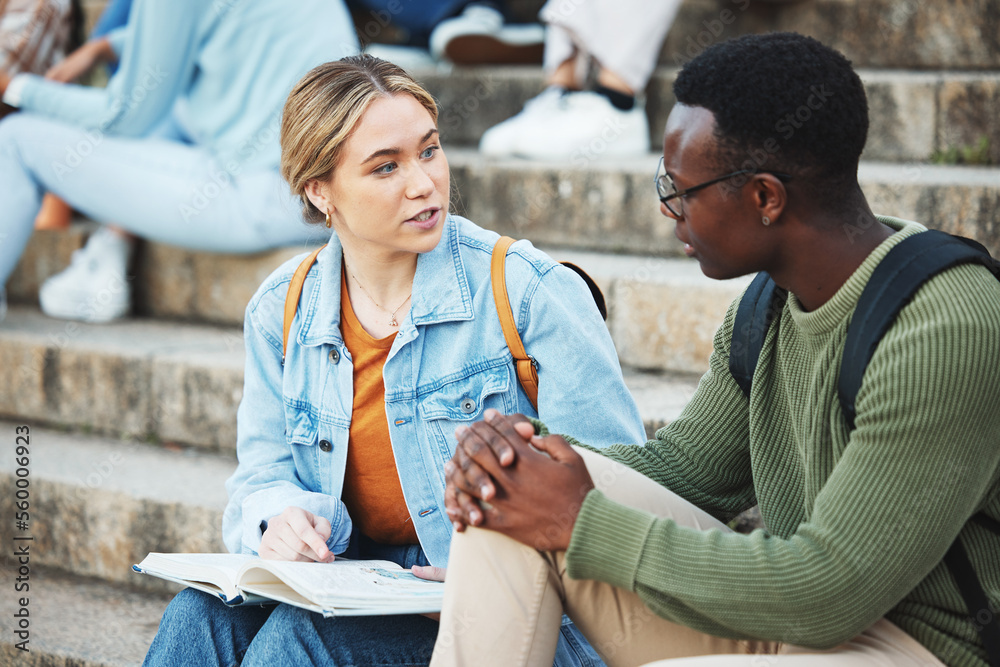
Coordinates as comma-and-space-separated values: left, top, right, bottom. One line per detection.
566, 320, 1000, 647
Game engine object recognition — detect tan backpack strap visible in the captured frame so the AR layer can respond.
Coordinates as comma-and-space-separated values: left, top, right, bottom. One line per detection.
283, 245, 326, 362
491, 236, 539, 410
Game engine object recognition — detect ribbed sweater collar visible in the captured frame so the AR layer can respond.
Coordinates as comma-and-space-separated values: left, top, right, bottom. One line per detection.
787, 216, 926, 336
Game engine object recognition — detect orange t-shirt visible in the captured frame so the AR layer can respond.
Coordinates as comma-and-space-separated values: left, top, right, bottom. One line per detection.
339, 277, 418, 545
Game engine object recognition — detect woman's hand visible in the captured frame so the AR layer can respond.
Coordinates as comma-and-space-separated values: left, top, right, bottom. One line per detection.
411, 565, 446, 582
45, 37, 115, 83
0, 70, 11, 97
259, 506, 335, 562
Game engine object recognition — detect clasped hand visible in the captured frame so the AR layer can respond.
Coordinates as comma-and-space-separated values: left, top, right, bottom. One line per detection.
443, 409, 595, 552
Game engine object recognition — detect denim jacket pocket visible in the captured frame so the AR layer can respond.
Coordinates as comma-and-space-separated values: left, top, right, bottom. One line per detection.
283, 405, 326, 491
418, 360, 515, 461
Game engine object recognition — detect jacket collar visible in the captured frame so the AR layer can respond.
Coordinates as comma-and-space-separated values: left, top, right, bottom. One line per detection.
297, 214, 474, 348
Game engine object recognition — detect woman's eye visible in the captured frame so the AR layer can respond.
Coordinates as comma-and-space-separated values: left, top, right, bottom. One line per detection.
375, 162, 396, 175
421, 145, 439, 159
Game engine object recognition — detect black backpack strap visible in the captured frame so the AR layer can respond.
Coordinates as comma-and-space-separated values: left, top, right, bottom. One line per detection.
729, 272, 787, 399
560, 261, 607, 320
836, 229, 1000, 665
973, 512, 1000, 537
837, 230, 1000, 430
944, 533, 1000, 665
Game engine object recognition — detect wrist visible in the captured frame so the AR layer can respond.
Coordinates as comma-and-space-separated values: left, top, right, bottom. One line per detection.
92, 37, 115, 63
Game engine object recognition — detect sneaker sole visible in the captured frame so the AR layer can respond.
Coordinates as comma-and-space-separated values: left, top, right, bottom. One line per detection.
39, 291, 131, 323
443, 35, 544, 65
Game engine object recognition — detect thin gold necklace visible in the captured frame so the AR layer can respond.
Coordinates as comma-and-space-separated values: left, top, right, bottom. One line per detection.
347, 269, 412, 327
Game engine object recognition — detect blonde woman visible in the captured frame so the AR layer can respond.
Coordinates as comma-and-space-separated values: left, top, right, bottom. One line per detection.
142, 55, 645, 666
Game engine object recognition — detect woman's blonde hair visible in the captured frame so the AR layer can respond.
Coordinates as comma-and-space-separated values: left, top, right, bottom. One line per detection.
280, 55, 439, 224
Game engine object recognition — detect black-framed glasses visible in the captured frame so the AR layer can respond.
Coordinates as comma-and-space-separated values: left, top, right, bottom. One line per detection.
654, 157, 792, 218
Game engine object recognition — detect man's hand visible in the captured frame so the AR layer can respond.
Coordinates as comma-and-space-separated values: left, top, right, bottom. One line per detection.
259, 506, 335, 562
445, 412, 595, 551
45, 37, 114, 83
444, 409, 528, 531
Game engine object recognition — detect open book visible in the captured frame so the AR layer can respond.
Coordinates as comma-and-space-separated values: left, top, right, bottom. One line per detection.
133, 552, 444, 617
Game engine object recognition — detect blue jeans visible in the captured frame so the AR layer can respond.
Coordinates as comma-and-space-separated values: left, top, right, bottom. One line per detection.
347, 0, 485, 46
143, 538, 604, 666
0, 113, 327, 286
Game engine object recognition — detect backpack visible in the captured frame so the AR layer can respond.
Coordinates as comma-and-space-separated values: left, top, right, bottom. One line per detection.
281, 236, 606, 412
729, 229, 1000, 665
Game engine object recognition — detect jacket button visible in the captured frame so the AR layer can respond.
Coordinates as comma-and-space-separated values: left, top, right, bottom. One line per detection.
319, 439, 332, 452
328, 348, 340, 363
460, 398, 476, 414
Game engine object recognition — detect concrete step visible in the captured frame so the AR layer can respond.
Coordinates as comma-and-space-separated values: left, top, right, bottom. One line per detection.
447, 151, 1000, 259
8, 157, 998, 320
503, 0, 1000, 70
0, 298, 706, 447
0, 563, 170, 667
0, 421, 230, 587
82, 0, 999, 70
7, 222, 308, 327
0, 306, 245, 450
424, 68, 1000, 166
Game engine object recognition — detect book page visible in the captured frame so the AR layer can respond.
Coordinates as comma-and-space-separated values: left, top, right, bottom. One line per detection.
239, 559, 444, 612
135, 553, 256, 602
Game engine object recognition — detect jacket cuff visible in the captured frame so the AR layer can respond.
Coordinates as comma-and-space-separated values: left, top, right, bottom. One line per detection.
565, 489, 657, 591
105, 27, 128, 58
2, 73, 33, 107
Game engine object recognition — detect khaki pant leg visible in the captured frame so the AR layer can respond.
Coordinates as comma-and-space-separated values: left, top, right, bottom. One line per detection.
431, 447, 776, 667
642, 619, 946, 667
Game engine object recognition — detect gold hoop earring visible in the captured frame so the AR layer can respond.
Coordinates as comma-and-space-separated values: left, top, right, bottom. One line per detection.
325, 211, 332, 229
762, 216, 771, 226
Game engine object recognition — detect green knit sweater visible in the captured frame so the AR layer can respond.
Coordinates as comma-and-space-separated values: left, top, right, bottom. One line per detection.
562, 218, 1000, 667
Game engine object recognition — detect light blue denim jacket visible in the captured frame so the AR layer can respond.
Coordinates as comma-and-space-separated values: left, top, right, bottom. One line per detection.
223, 215, 646, 564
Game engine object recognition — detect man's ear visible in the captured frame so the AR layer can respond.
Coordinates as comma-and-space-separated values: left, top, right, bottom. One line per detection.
752, 174, 787, 224
304, 179, 332, 216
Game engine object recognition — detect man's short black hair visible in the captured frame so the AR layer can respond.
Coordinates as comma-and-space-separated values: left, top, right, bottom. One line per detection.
673, 32, 869, 210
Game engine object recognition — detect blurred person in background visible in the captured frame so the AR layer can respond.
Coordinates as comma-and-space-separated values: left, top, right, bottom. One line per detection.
478, 0, 682, 160
0, 0, 75, 103
354, 0, 545, 68
0, 0, 358, 323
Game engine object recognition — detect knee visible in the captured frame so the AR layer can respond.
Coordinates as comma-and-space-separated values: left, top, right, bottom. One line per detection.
451, 525, 514, 557
0, 113, 28, 149
159, 588, 220, 630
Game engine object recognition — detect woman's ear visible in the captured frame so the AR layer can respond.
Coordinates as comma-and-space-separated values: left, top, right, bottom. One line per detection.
304, 178, 333, 217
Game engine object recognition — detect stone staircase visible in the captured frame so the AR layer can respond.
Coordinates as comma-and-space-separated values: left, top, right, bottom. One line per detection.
2, 1, 998, 663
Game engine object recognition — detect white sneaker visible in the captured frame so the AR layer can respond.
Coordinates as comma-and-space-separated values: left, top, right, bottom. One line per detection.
512, 90, 650, 162
39, 227, 133, 323
430, 4, 544, 65
478, 86, 566, 157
